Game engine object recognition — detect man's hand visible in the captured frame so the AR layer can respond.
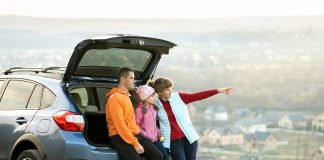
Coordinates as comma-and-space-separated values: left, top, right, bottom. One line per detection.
217, 87, 232, 94
134, 144, 144, 154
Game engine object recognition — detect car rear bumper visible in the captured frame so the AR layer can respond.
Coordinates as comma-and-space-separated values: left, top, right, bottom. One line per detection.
42, 130, 118, 160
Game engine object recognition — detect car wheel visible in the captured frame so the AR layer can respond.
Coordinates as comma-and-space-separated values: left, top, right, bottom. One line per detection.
17, 149, 42, 160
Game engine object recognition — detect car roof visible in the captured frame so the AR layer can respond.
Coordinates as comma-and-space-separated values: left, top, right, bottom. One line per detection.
0, 74, 62, 93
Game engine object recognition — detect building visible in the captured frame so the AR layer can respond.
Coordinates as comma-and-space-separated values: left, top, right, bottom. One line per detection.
231, 108, 252, 120
263, 110, 283, 128
201, 127, 244, 146
312, 112, 324, 132
245, 132, 277, 151
204, 106, 228, 121
278, 114, 307, 129
235, 118, 267, 134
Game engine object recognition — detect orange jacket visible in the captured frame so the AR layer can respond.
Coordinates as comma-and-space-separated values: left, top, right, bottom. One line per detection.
105, 88, 140, 148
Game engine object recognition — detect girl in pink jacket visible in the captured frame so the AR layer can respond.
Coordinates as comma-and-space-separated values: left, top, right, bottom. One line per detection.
136, 85, 169, 160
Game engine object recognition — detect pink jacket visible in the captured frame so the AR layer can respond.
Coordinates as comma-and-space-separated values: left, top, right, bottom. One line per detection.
135, 102, 160, 142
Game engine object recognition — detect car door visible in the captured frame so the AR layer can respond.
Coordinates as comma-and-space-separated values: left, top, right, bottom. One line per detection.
0, 79, 39, 159
63, 34, 176, 85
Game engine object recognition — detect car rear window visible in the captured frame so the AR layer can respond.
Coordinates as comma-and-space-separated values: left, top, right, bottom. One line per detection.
79, 48, 151, 71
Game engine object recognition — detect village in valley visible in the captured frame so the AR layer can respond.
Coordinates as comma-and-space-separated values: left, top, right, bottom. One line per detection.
191, 106, 324, 160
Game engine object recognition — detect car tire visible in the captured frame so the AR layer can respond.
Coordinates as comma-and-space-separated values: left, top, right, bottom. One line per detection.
17, 149, 42, 160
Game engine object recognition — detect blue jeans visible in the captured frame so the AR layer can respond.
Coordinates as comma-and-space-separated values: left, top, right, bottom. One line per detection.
110, 134, 162, 160
154, 140, 169, 160
170, 138, 198, 160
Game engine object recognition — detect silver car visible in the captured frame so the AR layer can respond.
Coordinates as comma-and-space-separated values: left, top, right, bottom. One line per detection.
0, 34, 176, 160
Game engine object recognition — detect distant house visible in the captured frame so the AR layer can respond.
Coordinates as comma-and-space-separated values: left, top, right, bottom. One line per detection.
312, 112, 324, 132
235, 118, 267, 134
201, 127, 244, 146
245, 132, 277, 151
254, 113, 264, 120
278, 114, 307, 129
263, 110, 283, 128
232, 108, 252, 120
255, 132, 277, 151
312, 146, 324, 160
200, 129, 220, 145
204, 106, 228, 121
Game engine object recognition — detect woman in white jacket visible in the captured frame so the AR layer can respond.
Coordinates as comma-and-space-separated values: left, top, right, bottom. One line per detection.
150, 78, 232, 160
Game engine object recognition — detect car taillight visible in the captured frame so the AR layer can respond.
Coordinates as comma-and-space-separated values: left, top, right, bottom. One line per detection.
53, 111, 85, 132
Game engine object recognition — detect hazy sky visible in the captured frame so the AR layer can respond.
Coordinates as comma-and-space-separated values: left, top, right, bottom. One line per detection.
1, 0, 324, 18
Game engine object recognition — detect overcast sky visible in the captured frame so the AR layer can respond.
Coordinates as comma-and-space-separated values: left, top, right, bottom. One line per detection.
1, 0, 324, 18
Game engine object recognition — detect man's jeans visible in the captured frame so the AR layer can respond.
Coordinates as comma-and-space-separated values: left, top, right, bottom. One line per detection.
110, 134, 163, 160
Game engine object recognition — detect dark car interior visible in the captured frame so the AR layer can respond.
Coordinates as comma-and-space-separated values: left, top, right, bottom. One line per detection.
70, 86, 141, 147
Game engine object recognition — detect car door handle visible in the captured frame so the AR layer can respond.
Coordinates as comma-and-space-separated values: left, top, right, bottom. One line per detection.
16, 117, 28, 125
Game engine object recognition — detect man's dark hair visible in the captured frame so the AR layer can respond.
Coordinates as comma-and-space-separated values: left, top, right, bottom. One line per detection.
117, 67, 134, 83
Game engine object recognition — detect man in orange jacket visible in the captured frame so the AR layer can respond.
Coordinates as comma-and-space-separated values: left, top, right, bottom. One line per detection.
106, 67, 163, 160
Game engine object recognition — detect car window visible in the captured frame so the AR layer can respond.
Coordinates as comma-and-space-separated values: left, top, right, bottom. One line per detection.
71, 88, 88, 106
0, 80, 35, 110
96, 87, 109, 111
79, 48, 151, 71
27, 85, 43, 109
40, 87, 56, 109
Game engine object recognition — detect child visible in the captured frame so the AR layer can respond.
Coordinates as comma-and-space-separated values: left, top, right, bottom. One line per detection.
135, 85, 169, 160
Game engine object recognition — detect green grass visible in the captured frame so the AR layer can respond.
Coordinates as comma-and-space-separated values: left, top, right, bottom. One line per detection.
270, 130, 324, 159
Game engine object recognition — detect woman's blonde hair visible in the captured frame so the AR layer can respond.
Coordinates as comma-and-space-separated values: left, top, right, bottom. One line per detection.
149, 77, 173, 93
